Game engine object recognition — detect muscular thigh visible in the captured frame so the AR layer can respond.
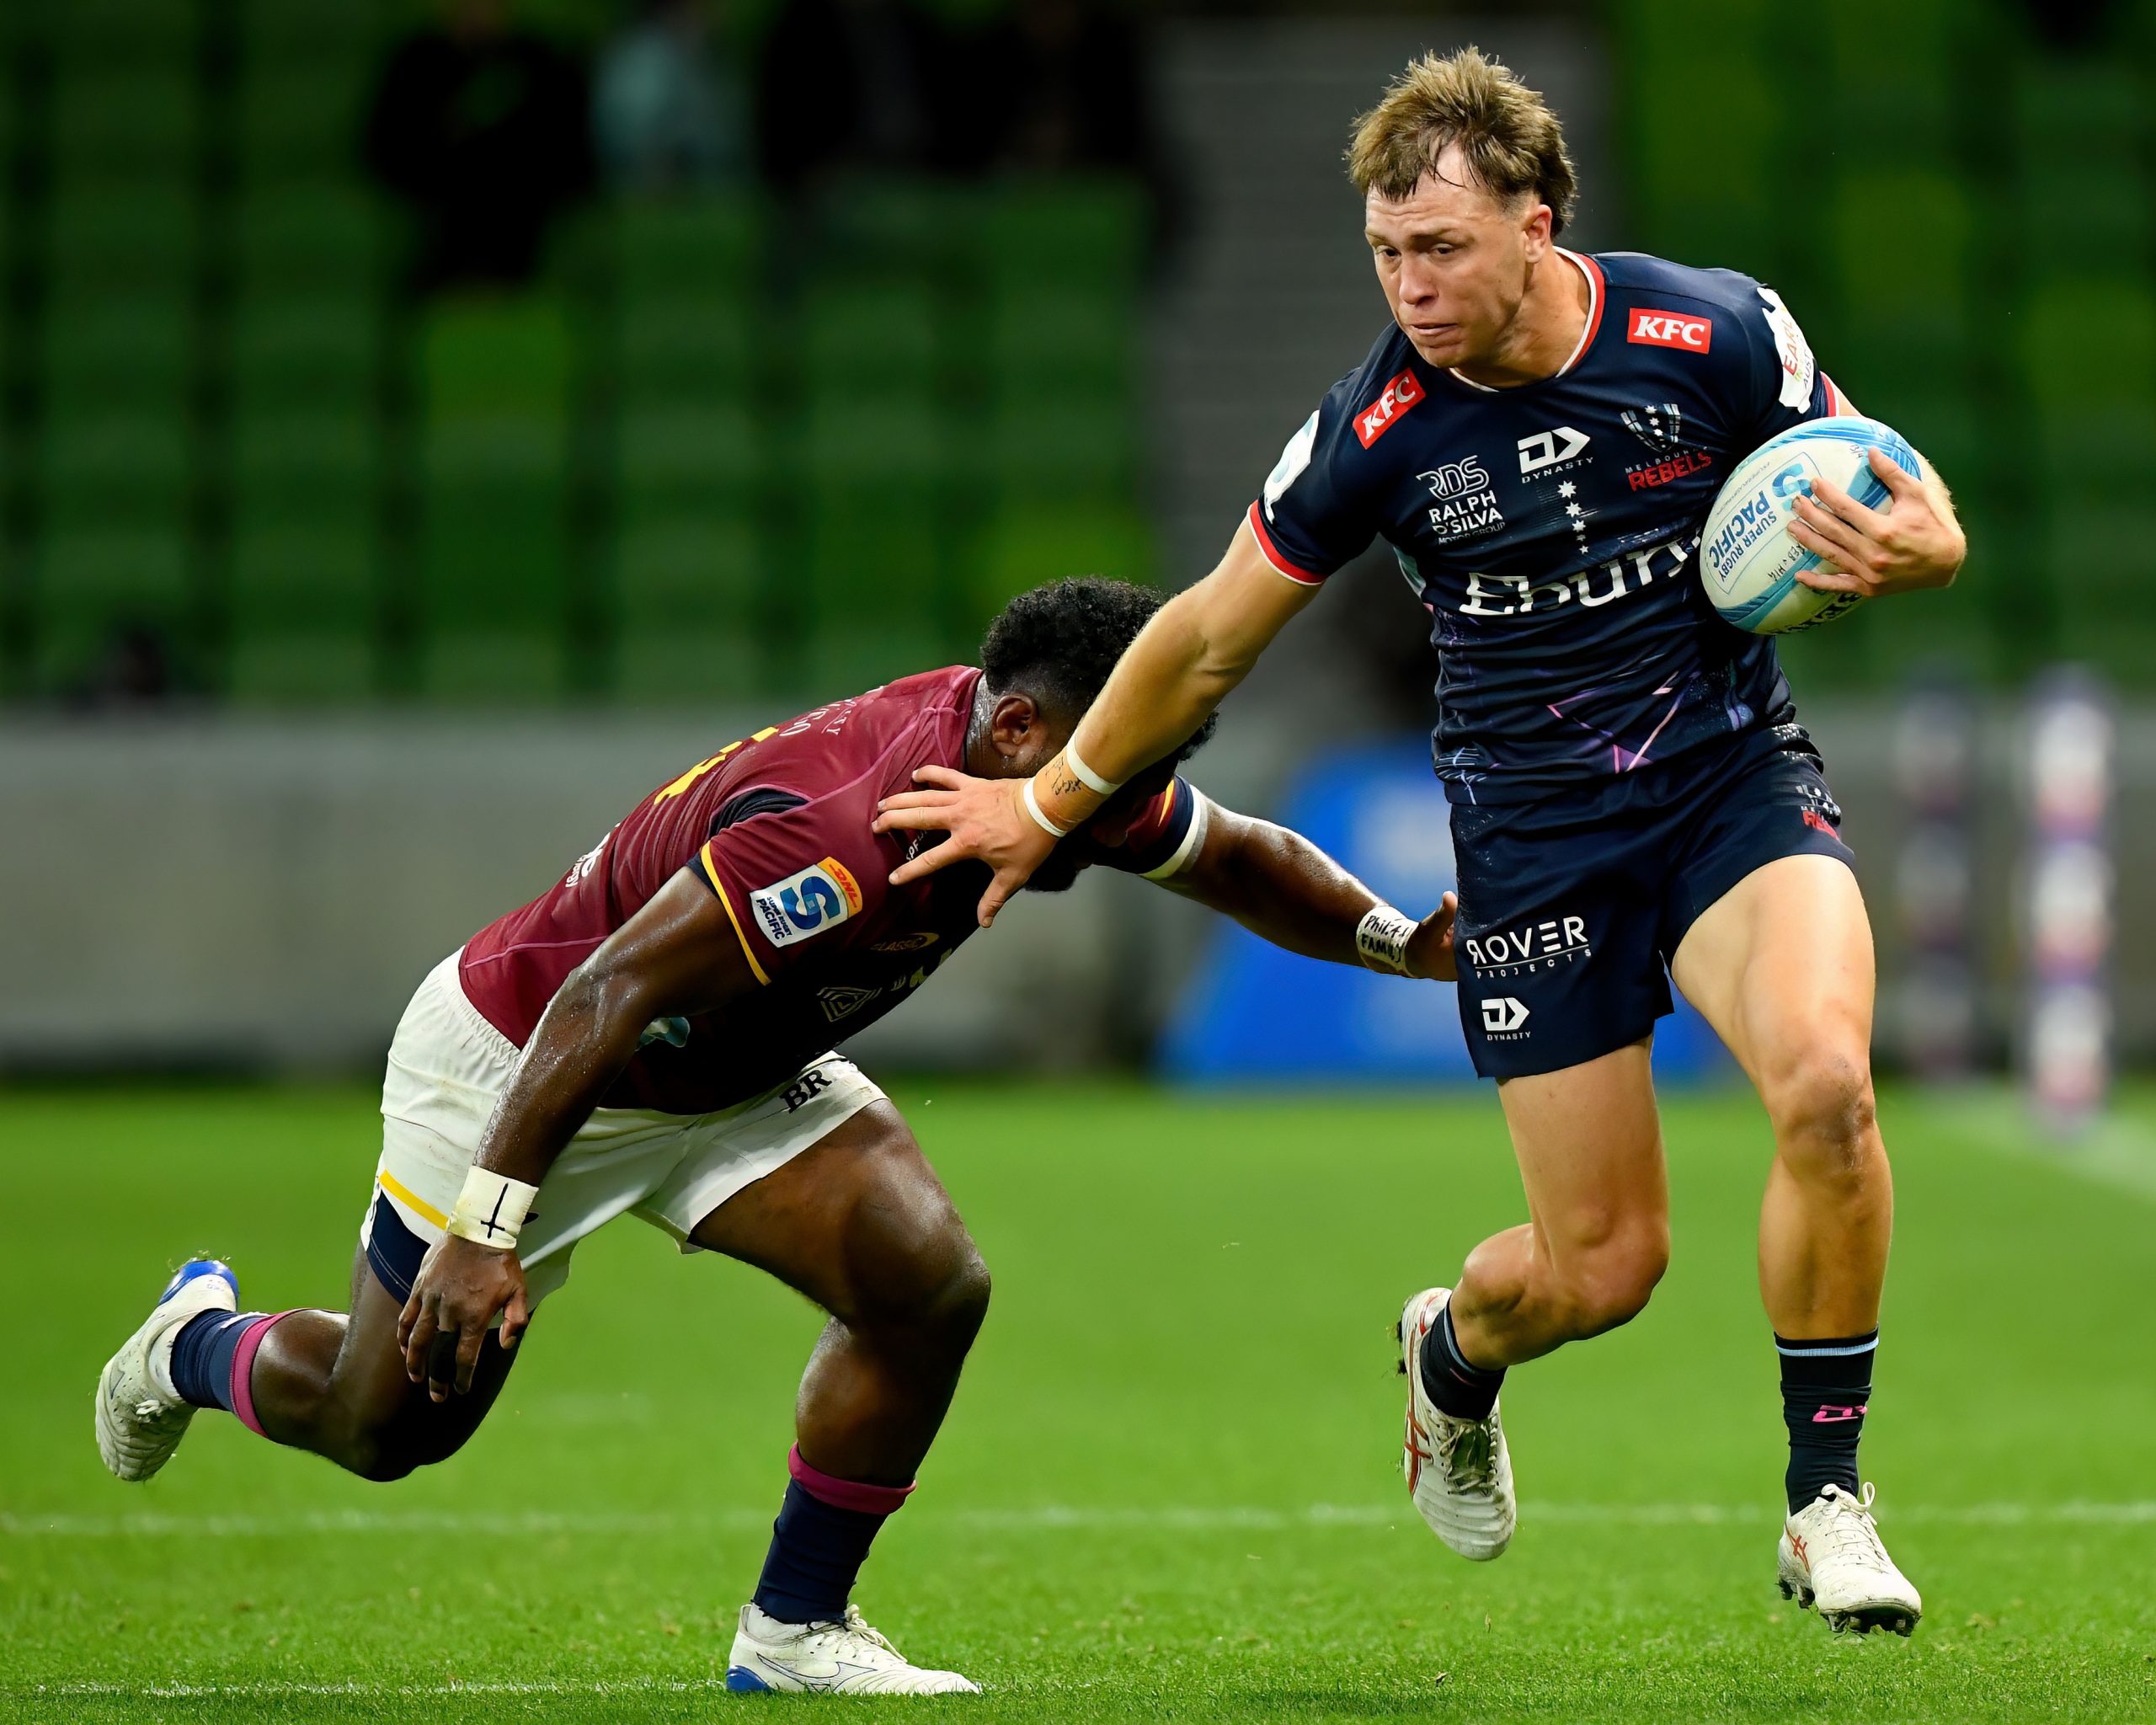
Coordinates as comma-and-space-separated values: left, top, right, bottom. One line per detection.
1669, 852, 1875, 1085
1497, 1039, 1668, 1258
689, 1101, 978, 1323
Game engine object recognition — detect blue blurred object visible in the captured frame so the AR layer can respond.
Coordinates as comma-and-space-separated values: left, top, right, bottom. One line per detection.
1160, 738, 1736, 1087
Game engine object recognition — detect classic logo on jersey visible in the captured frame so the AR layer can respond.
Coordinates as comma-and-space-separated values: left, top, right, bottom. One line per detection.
750, 857, 864, 948
1416, 458, 1505, 542
1758, 287, 1816, 409
1620, 404, 1713, 490
1620, 403, 1685, 457
1465, 916, 1590, 1007
1517, 425, 1591, 477
870, 932, 940, 953
1627, 309, 1712, 353
1354, 369, 1424, 448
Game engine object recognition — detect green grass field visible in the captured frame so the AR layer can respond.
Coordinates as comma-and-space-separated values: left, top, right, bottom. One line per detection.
3, 1081, 2153, 1722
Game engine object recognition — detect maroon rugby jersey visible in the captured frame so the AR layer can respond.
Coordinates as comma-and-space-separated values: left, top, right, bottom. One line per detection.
457, 667, 1206, 1114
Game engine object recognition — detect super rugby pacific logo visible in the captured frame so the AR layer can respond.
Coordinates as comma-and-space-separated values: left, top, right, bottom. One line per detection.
1354, 369, 1424, 447
751, 857, 864, 948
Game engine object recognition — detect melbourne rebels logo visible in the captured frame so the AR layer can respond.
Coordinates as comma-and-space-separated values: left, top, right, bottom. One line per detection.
1621, 403, 1715, 491
1417, 457, 1505, 543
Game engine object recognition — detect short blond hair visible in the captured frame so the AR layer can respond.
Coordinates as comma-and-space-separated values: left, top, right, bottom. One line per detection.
1348, 47, 1577, 233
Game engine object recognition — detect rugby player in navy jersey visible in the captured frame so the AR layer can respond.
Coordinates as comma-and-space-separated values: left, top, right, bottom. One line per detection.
875, 51, 1966, 1636
93, 579, 1457, 1695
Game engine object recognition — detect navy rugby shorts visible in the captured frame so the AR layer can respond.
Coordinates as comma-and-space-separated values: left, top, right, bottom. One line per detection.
1449, 733, 1857, 1080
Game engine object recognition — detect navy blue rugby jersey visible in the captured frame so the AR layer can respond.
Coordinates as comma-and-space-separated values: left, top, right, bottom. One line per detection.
1251, 248, 1849, 805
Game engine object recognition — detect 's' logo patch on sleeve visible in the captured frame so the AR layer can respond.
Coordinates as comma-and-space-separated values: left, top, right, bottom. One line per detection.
750, 857, 864, 948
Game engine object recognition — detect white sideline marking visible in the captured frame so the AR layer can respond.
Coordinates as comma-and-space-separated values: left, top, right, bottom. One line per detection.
22, 1680, 736, 1700
1940, 1091, 2156, 1205
5, 1501, 2154, 1540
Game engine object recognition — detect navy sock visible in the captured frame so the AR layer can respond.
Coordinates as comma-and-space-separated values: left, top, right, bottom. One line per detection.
167, 1310, 270, 1412
1418, 1302, 1506, 1421
1777, 1329, 1876, 1514
751, 1481, 898, 1625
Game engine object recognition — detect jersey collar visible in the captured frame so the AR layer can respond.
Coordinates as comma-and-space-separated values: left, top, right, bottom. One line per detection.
1441, 248, 1604, 395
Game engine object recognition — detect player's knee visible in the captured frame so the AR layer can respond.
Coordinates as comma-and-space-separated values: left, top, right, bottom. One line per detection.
1765, 1047, 1877, 1183
839, 1184, 990, 1357
1555, 1232, 1668, 1338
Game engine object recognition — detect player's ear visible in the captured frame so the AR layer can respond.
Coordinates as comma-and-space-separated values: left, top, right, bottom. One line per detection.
985, 692, 1041, 761
1520, 199, 1553, 259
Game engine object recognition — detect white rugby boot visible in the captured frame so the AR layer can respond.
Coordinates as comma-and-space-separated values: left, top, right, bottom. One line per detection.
724, 1603, 980, 1695
95, 1258, 238, 1482
1778, 1482, 1923, 1636
1396, 1286, 1516, 1561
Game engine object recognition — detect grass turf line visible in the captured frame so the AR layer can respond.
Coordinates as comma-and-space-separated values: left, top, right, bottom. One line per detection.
2, 1081, 2153, 1722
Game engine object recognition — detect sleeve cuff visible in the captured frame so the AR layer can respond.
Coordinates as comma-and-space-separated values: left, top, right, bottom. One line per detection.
1245, 503, 1328, 587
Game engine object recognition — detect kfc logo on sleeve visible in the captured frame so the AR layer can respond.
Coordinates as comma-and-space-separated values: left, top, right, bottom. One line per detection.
1354, 369, 1425, 447
1627, 309, 1712, 354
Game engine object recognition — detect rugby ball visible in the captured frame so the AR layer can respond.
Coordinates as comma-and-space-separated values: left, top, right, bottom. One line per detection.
1699, 415, 1921, 634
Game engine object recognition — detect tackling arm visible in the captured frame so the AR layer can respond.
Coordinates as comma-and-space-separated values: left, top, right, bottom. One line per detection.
399, 870, 760, 1398
1164, 801, 1456, 981
875, 521, 1317, 925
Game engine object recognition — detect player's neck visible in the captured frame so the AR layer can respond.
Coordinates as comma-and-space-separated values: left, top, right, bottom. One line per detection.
1449, 248, 1590, 391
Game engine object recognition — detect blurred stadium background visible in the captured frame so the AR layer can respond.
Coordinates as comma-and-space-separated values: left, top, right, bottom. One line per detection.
3, 0, 2152, 1103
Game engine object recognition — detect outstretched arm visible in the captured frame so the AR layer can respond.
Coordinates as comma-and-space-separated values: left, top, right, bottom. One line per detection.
1163, 801, 1455, 980
399, 870, 758, 1400
873, 520, 1316, 926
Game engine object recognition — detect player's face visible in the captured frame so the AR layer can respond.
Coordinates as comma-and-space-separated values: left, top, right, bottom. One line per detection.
1365, 152, 1549, 371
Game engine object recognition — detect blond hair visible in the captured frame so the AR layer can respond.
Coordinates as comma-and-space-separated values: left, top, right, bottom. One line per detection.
1348, 47, 1577, 232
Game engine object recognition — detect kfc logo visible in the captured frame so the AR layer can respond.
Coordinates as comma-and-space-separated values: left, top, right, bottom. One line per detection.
1354, 369, 1425, 448
1627, 310, 1712, 353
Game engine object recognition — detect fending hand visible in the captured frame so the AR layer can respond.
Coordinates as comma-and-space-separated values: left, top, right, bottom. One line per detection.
872, 766, 1059, 927
1405, 891, 1459, 982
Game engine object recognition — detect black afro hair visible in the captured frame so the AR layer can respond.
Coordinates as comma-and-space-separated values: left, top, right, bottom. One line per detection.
979, 577, 1219, 758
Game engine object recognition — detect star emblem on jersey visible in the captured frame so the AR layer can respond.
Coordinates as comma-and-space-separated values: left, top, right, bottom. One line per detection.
1620, 403, 1686, 457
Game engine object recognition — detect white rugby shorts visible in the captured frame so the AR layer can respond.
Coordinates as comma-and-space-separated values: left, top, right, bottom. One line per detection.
360, 950, 886, 1308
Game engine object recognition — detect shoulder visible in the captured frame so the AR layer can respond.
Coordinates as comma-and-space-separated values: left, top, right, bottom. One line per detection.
1592, 249, 1773, 318
1588, 249, 1808, 399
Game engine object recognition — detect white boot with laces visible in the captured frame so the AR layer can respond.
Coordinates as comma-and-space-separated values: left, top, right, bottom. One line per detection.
1396, 1286, 1516, 1561
1778, 1482, 1923, 1636
725, 1602, 979, 1695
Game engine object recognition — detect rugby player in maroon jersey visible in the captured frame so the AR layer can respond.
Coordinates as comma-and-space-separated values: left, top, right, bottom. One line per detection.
95, 578, 1456, 1695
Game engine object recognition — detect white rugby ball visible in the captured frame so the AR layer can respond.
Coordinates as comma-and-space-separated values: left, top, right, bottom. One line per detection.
1699, 414, 1921, 635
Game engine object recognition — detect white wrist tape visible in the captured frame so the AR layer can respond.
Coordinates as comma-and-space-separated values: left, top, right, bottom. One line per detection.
1355, 904, 1419, 975
1062, 741, 1123, 798
447, 1166, 540, 1251
1022, 777, 1071, 839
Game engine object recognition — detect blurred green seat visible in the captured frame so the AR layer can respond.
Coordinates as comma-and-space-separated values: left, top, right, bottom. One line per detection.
613, 514, 766, 700
798, 284, 941, 398
982, 399, 1131, 498
616, 401, 760, 506
46, 185, 195, 290
50, 70, 195, 177
32, 527, 192, 691
2019, 280, 2156, 411
617, 195, 762, 293
418, 632, 569, 703
225, 633, 375, 702
239, 61, 371, 184
39, 413, 189, 521
238, 0, 387, 60
231, 297, 376, 402
2047, 506, 2156, 674
798, 398, 949, 485
232, 409, 376, 505
233, 188, 382, 291
985, 290, 1135, 398
969, 499, 1153, 619
42, 296, 190, 402
617, 297, 758, 398
972, 179, 1146, 293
